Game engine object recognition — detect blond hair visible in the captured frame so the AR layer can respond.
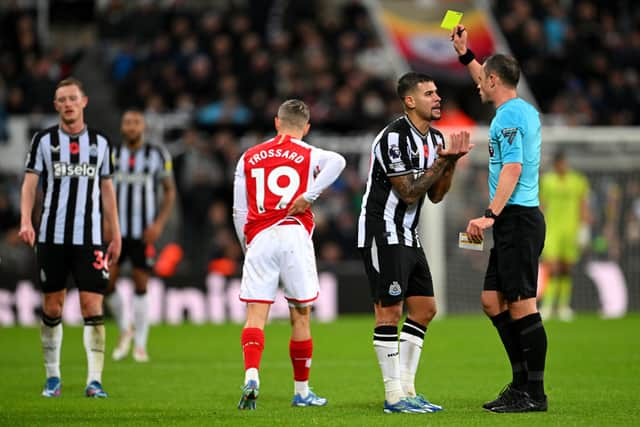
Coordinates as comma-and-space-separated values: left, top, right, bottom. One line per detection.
277, 99, 310, 129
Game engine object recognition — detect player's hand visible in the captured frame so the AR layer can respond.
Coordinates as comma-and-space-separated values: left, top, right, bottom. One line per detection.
451, 24, 468, 55
143, 222, 162, 244
287, 195, 311, 215
18, 223, 35, 247
437, 131, 473, 161
466, 216, 494, 243
106, 236, 121, 267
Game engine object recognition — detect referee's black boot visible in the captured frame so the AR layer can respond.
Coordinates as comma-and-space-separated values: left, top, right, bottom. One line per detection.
482, 383, 521, 410
489, 391, 548, 413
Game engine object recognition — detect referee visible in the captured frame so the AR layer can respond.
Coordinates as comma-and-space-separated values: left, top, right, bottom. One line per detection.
452, 25, 548, 413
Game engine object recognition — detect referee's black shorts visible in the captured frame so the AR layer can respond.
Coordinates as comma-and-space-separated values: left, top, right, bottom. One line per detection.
483, 205, 546, 302
360, 242, 434, 307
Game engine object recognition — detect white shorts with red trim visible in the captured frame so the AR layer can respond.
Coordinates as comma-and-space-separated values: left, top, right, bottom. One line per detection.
240, 223, 319, 307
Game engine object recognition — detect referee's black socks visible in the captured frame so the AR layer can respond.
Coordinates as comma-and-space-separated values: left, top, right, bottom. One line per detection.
514, 312, 547, 400
490, 311, 527, 391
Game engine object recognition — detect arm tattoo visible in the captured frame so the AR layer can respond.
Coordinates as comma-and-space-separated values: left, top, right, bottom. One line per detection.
391, 158, 451, 204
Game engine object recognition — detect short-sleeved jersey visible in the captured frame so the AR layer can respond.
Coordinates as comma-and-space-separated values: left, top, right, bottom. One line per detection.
235, 134, 319, 245
25, 125, 113, 245
488, 98, 541, 207
358, 115, 445, 248
540, 170, 588, 233
113, 142, 172, 239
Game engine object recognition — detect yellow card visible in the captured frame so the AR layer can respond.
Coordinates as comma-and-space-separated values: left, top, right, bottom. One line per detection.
440, 10, 463, 30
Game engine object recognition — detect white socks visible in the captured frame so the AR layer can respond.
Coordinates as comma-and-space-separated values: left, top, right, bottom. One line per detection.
294, 380, 309, 398
133, 293, 149, 350
399, 318, 427, 397
106, 292, 128, 333
373, 326, 403, 404
83, 318, 105, 385
244, 367, 260, 387
41, 317, 63, 379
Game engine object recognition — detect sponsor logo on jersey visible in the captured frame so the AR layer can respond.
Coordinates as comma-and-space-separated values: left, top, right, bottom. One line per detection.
388, 281, 402, 296
501, 128, 518, 145
53, 162, 98, 178
114, 171, 149, 184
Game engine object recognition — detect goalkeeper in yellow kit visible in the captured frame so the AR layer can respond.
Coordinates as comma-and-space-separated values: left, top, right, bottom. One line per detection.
539, 151, 590, 321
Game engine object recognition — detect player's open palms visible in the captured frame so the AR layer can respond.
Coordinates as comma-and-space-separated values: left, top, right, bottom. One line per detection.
437, 131, 473, 161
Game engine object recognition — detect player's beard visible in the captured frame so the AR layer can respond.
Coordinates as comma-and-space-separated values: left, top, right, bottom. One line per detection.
124, 133, 143, 146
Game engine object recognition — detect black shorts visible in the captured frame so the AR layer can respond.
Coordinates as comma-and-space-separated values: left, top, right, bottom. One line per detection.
483, 205, 546, 302
36, 243, 109, 294
360, 243, 434, 307
119, 238, 154, 271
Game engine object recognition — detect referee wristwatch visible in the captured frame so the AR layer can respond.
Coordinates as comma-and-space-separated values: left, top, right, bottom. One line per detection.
484, 208, 499, 220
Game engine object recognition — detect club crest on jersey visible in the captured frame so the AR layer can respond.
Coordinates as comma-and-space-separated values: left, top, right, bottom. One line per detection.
388, 281, 402, 297
388, 143, 401, 160
89, 144, 98, 157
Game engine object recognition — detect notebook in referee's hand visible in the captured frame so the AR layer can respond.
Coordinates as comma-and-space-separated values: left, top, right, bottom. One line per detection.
458, 232, 483, 251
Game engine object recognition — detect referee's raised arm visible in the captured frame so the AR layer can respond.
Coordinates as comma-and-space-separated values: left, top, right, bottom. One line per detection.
451, 25, 483, 86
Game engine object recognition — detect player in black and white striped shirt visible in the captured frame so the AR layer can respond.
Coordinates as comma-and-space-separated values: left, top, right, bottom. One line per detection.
106, 110, 175, 363
357, 72, 472, 413
19, 78, 122, 398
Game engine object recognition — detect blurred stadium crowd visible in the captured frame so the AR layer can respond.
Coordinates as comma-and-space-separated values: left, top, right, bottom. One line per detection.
0, 0, 638, 282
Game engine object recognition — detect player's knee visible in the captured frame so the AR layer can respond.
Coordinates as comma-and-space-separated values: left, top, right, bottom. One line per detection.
42, 294, 64, 318
42, 304, 63, 319
80, 297, 103, 318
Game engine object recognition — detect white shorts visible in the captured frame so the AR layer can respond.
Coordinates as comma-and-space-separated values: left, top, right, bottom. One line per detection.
240, 224, 319, 306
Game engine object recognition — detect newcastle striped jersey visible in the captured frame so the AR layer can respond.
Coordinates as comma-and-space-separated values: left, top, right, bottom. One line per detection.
357, 116, 445, 248
113, 142, 172, 239
25, 125, 113, 246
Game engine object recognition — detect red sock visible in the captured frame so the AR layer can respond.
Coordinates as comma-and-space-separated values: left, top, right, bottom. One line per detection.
290, 338, 313, 381
241, 328, 264, 370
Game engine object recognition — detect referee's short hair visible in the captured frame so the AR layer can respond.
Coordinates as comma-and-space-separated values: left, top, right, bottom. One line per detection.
55, 77, 85, 95
277, 99, 310, 129
484, 54, 520, 88
397, 72, 434, 99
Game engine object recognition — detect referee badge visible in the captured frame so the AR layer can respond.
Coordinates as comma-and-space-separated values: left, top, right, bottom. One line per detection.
388, 281, 402, 297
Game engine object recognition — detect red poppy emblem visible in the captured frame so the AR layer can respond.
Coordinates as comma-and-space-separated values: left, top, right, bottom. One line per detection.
423, 144, 429, 158
69, 142, 80, 155
129, 157, 136, 167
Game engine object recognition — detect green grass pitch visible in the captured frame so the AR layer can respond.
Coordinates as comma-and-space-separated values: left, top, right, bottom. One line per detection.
1, 314, 639, 426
